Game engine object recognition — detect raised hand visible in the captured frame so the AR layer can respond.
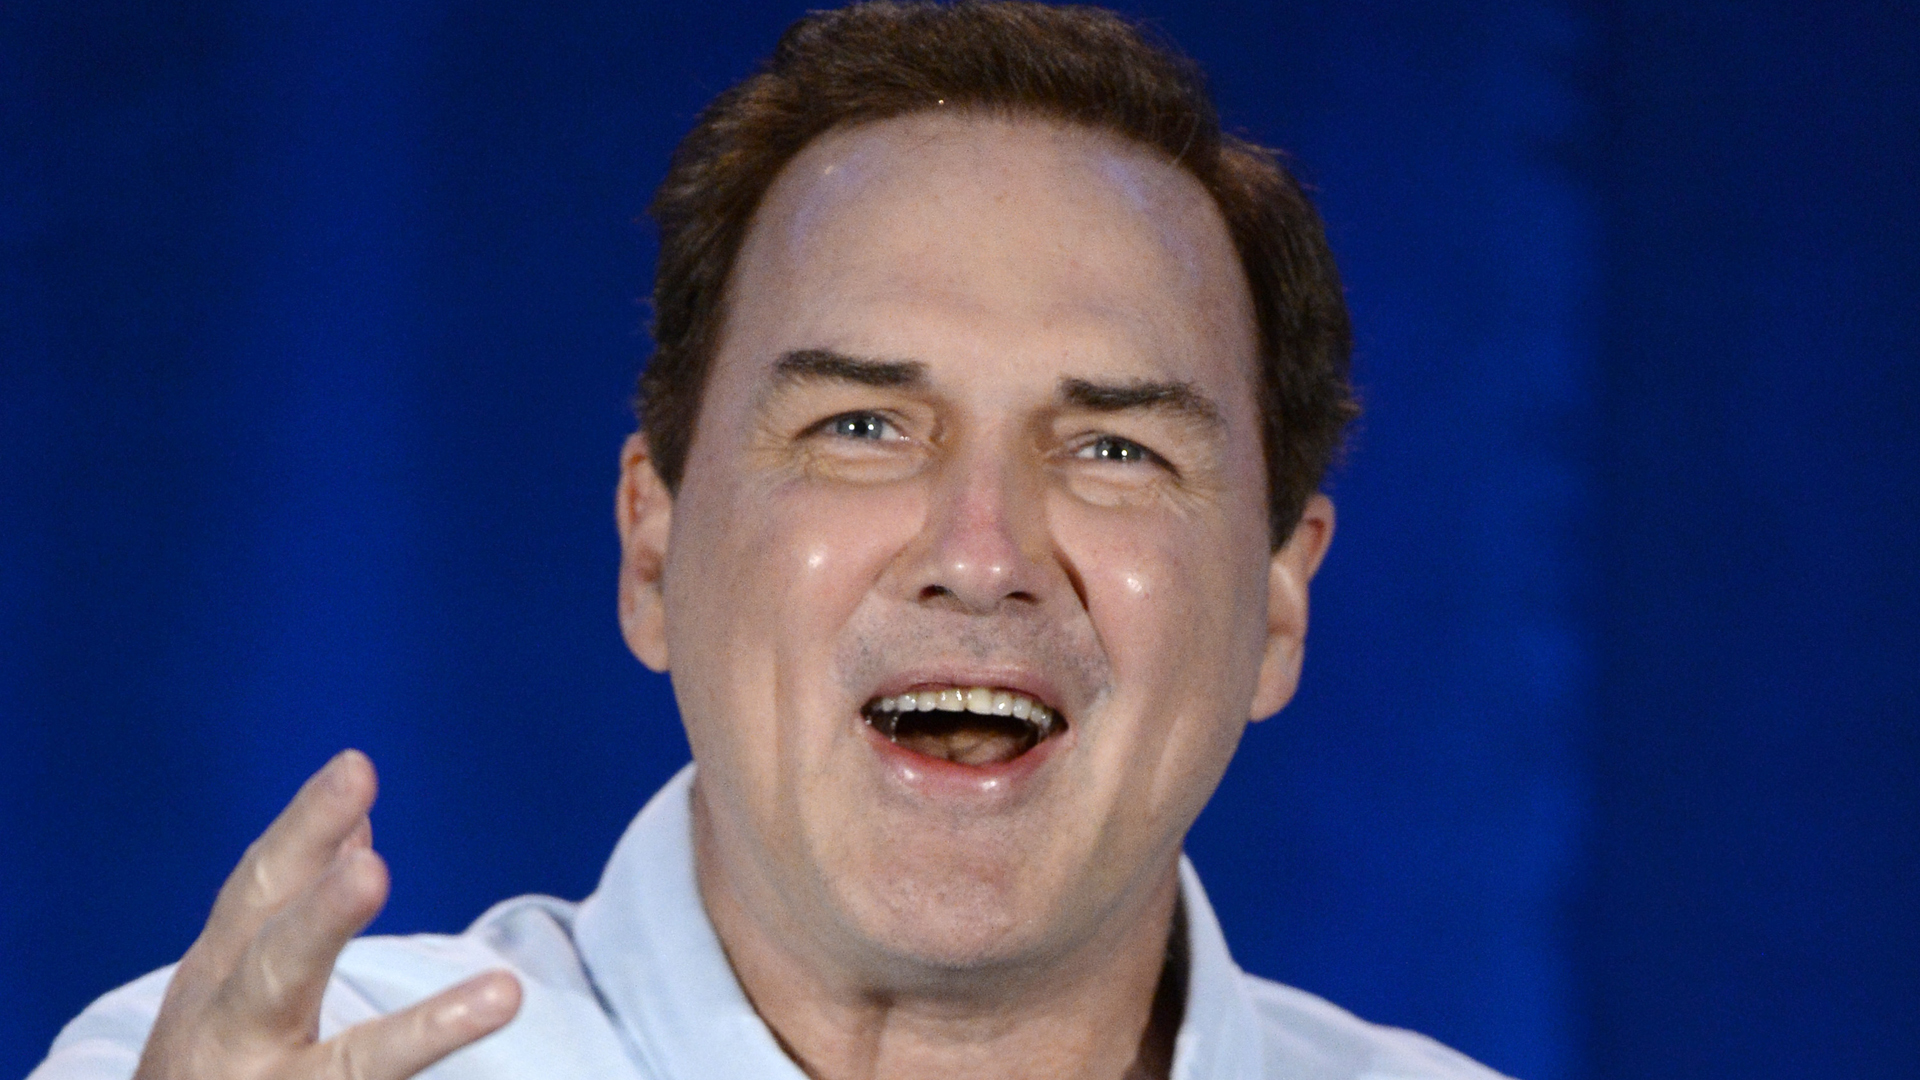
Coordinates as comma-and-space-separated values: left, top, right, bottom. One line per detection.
132, 750, 521, 1080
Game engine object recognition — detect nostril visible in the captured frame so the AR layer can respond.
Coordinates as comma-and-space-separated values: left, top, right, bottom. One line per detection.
917, 583, 1038, 607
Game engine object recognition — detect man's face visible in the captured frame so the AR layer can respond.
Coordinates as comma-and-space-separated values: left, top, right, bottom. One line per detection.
618, 113, 1330, 977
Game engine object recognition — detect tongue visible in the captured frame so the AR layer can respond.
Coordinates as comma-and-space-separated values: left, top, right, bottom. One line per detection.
895, 724, 1031, 766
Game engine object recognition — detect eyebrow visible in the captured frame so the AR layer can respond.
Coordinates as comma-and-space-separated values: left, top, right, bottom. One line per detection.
768, 350, 1222, 428
772, 348, 925, 388
1058, 377, 1222, 427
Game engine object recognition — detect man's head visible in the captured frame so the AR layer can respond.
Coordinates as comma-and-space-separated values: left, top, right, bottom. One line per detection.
615, 0, 1351, 994
639, 0, 1355, 549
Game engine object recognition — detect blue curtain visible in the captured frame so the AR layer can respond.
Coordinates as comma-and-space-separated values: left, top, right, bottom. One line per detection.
4, 3, 1915, 1078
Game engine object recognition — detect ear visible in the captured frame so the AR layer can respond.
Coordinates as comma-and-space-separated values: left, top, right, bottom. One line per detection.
1249, 493, 1335, 720
616, 432, 673, 672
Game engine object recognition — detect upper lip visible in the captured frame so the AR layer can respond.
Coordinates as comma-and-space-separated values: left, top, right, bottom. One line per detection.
861, 666, 1069, 719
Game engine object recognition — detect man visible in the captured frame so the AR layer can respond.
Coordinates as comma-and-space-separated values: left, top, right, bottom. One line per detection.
34, 4, 1508, 1079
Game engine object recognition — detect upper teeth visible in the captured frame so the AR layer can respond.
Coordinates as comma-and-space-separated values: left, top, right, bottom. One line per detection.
874, 686, 1057, 732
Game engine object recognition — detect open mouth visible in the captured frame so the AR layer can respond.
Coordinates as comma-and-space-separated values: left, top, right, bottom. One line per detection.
862, 686, 1067, 767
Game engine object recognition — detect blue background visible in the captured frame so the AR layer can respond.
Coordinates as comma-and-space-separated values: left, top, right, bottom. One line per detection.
3, 2, 1915, 1078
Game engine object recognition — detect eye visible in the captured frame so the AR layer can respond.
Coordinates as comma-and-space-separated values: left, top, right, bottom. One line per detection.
820, 411, 902, 442
1074, 434, 1163, 467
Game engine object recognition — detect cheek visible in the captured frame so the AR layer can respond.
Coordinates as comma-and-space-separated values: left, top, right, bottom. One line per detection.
1065, 503, 1269, 714
1058, 505, 1264, 845
760, 482, 926, 651
665, 470, 927, 709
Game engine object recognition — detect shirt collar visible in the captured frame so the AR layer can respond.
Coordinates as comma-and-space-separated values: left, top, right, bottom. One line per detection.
572, 764, 1264, 1080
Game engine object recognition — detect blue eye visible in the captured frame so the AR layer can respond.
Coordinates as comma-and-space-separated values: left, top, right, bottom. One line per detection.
827, 413, 895, 440
1077, 435, 1155, 464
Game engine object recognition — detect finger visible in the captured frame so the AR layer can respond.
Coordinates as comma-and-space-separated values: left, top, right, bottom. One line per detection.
311, 971, 521, 1080
141, 810, 367, 1057
195, 751, 379, 970
210, 844, 390, 1039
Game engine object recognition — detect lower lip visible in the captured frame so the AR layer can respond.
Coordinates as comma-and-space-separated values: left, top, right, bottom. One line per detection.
862, 718, 1067, 802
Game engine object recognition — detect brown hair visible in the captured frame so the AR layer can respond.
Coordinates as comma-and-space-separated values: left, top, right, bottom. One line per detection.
641, 0, 1356, 545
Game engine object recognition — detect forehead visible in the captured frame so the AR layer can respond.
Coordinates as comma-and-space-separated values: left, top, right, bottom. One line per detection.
717, 111, 1257, 395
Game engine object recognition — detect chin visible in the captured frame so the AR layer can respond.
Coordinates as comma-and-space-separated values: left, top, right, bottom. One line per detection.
846, 899, 1056, 980
821, 827, 1086, 977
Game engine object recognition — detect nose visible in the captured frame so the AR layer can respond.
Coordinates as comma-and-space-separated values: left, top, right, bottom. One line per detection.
904, 443, 1056, 614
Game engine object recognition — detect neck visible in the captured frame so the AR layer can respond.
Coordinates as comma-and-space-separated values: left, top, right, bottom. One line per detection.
693, 796, 1188, 1080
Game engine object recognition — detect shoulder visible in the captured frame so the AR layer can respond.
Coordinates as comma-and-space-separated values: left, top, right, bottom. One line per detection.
1240, 973, 1513, 1080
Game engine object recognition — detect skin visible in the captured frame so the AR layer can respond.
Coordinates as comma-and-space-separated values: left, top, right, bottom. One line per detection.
127, 111, 1331, 1080
617, 113, 1334, 1080
130, 749, 521, 1080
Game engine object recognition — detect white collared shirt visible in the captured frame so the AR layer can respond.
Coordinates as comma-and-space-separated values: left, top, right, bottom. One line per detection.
32, 766, 1507, 1080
